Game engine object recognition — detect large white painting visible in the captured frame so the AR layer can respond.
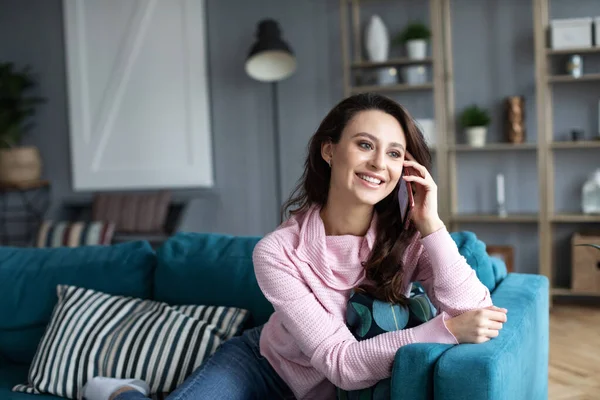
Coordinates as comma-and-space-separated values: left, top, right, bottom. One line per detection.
62, 0, 213, 190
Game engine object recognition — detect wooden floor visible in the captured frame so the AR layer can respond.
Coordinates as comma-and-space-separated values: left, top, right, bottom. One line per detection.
549, 305, 600, 399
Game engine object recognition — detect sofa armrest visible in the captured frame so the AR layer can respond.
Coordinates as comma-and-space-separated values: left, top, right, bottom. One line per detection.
391, 343, 454, 400
434, 273, 549, 400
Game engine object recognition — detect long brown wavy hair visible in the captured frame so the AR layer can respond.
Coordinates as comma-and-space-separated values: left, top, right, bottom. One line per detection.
281, 92, 432, 305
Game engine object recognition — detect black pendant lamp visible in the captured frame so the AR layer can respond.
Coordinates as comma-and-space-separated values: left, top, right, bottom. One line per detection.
245, 19, 296, 225
245, 19, 296, 82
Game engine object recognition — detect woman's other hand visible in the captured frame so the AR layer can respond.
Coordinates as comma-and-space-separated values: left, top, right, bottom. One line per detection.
445, 305, 508, 344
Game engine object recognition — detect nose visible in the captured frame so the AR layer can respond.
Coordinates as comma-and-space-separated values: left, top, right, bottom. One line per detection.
369, 149, 386, 171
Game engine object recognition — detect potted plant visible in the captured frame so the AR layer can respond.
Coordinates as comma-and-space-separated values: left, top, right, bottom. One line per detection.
460, 104, 491, 147
394, 21, 431, 60
0, 62, 45, 184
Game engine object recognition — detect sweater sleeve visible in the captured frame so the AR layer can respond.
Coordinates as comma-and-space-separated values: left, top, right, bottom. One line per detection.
413, 227, 493, 317
253, 235, 457, 391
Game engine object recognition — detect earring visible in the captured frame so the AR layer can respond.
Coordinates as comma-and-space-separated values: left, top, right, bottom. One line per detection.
327, 159, 332, 167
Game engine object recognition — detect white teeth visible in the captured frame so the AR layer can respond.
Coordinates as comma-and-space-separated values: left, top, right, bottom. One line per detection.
359, 174, 382, 185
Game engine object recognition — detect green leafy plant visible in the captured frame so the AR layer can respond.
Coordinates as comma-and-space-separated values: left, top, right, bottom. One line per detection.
0, 62, 46, 148
460, 104, 491, 128
393, 22, 431, 45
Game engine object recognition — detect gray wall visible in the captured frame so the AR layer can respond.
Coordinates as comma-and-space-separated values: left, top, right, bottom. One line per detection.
0, 0, 342, 236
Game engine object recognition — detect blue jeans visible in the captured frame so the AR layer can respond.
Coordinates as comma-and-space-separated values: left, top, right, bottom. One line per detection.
115, 325, 294, 400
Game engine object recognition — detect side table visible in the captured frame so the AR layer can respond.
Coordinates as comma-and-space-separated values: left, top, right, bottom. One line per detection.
0, 180, 51, 246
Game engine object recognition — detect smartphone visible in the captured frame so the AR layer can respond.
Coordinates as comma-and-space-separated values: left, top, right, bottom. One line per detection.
398, 170, 414, 229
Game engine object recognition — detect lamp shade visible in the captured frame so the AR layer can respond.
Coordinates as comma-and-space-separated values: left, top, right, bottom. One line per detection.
245, 19, 296, 82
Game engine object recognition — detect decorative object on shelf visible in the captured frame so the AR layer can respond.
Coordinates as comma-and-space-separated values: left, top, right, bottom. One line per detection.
245, 19, 296, 222
571, 129, 585, 141
375, 67, 398, 86
393, 21, 431, 60
550, 17, 593, 49
571, 233, 600, 293
364, 15, 395, 86
0, 62, 46, 184
594, 17, 600, 47
582, 169, 600, 215
400, 65, 427, 85
416, 119, 436, 148
504, 96, 525, 144
460, 104, 491, 147
486, 245, 514, 273
496, 173, 507, 217
364, 15, 389, 62
566, 54, 582, 78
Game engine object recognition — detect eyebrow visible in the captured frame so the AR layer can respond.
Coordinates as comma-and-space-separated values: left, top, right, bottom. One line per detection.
352, 132, 405, 150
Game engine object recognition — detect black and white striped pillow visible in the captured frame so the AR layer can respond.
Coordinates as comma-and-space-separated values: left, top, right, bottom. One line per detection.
12, 285, 249, 399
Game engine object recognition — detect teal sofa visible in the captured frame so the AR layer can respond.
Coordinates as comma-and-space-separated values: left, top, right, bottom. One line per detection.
0, 231, 548, 400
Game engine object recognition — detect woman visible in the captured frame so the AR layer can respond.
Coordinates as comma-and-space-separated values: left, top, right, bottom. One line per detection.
83, 93, 507, 400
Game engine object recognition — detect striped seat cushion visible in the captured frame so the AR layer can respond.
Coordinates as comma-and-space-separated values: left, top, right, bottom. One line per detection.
12, 285, 249, 399
36, 221, 116, 247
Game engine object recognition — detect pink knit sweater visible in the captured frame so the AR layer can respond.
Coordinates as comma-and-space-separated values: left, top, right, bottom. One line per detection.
253, 205, 492, 399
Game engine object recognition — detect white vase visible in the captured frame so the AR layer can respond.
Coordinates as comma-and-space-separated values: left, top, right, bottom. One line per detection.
406, 39, 427, 60
401, 65, 427, 85
466, 126, 487, 147
364, 15, 389, 62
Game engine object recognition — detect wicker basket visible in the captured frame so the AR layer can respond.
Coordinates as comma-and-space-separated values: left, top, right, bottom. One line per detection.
0, 146, 42, 184
571, 233, 600, 293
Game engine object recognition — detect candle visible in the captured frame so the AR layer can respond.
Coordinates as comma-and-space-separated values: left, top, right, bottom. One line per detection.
496, 174, 505, 205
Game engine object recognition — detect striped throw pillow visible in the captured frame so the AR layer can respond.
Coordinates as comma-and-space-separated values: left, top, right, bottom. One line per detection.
12, 285, 249, 399
36, 221, 115, 247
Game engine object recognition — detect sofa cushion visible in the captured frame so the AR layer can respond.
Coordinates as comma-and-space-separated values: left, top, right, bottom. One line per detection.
13, 285, 249, 399
154, 233, 274, 327
450, 231, 503, 292
0, 363, 59, 399
0, 241, 155, 365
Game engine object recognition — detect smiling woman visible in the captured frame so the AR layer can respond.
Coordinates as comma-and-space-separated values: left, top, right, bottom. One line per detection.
283, 92, 435, 304
82, 93, 505, 400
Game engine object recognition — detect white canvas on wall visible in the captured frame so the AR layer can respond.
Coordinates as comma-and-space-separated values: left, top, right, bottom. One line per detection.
63, 0, 213, 191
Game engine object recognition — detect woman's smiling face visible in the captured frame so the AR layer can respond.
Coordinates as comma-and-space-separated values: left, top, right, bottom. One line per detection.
322, 109, 407, 206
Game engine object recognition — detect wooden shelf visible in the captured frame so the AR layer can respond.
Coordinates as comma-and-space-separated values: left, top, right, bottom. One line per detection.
551, 214, 600, 223
451, 214, 539, 223
548, 73, 600, 83
546, 47, 600, 55
552, 288, 600, 297
351, 57, 433, 69
550, 141, 600, 149
451, 143, 537, 152
350, 83, 434, 94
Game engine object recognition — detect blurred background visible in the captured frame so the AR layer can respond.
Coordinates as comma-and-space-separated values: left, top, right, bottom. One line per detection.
0, 0, 599, 398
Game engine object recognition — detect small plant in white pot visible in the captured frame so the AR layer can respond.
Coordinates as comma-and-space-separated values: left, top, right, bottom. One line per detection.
394, 22, 431, 60
0, 62, 45, 184
460, 105, 491, 147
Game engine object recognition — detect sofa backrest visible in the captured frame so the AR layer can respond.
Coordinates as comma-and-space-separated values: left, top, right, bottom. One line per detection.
0, 241, 156, 365
153, 232, 274, 328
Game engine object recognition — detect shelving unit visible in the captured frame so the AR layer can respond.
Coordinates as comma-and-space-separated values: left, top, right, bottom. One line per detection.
550, 141, 600, 149
533, 0, 600, 306
339, 0, 451, 222
451, 214, 539, 224
350, 83, 434, 94
450, 143, 538, 152
340, 0, 600, 306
